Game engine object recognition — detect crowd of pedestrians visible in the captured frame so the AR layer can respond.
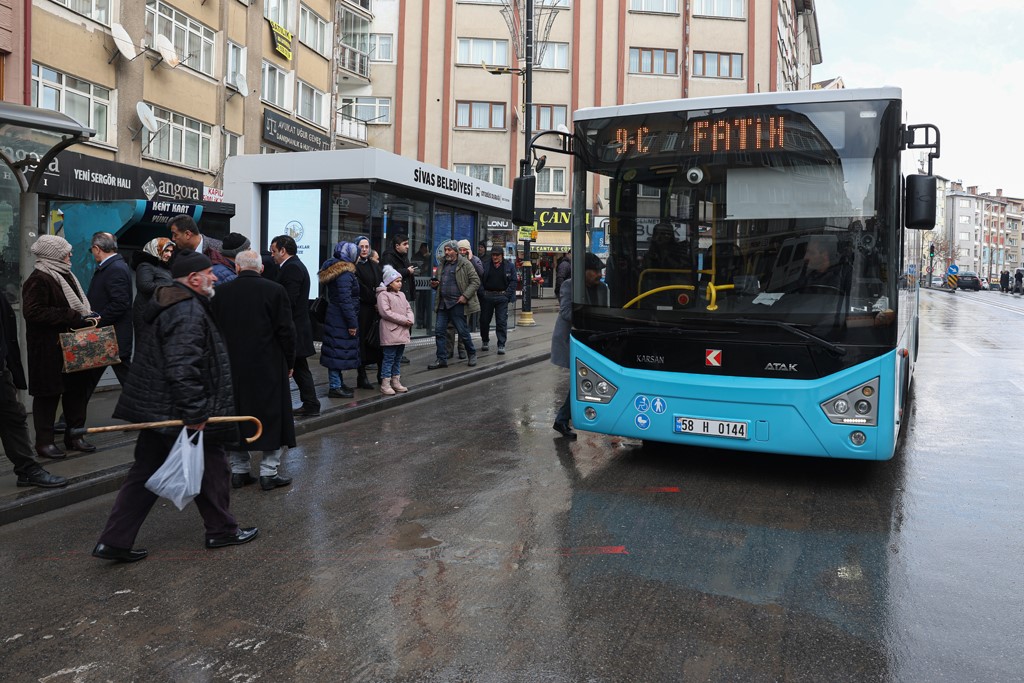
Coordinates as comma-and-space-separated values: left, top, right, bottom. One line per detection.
0, 219, 580, 563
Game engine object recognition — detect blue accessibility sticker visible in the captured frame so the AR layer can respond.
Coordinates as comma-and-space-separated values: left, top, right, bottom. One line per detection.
651, 397, 667, 414
634, 396, 650, 412
635, 414, 651, 430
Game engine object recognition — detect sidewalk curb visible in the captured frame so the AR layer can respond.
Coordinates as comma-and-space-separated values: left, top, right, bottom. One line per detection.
0, 350, 550, 527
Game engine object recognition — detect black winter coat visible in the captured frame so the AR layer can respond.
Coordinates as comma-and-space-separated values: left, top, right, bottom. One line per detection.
113, 283, 238, 444
87, 253, 134, 360
21, 270, 93, 397
381, 246, 415, 301
211, 271, 296, 450
277, 256, 315, 359
0, 296, 26, 389
354, 258, 383, 360
131, 250, 173, 340
318, 259, 361, 371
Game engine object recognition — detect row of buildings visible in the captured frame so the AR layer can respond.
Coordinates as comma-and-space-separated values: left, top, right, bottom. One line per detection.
0, 0, 824, 299
935, 181, 1024, 283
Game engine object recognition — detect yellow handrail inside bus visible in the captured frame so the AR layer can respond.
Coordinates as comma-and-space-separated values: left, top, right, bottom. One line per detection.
622, 285, 695, 309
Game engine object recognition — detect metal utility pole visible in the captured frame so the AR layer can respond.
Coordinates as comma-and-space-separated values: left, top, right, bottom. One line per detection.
516, 0, 537, 326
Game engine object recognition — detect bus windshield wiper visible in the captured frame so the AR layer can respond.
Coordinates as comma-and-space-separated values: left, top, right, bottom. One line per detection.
730, 318, 847, 357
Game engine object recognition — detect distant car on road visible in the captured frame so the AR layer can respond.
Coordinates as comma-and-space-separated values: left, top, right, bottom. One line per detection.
980, 277, 990, 290
957, 271, 982, 291
931, 276, 947, 288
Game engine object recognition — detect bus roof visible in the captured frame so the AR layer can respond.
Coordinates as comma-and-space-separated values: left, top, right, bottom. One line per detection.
573, 87, 903, 122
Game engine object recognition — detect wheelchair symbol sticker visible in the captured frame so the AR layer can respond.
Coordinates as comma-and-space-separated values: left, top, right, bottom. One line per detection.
634, 396, 650, 412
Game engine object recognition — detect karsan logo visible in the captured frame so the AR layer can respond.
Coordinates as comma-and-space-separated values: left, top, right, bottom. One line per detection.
765, 362, 798, 372
636, 354, 664, 365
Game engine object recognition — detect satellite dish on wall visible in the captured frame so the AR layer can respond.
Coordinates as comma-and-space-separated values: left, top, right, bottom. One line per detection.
153, 34, 181, 69
130, 102, 161, 143
109, 23, 139, 63
227, 72, 249, 100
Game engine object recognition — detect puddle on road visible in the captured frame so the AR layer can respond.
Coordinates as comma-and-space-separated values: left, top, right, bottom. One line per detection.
392, 522, 442, 550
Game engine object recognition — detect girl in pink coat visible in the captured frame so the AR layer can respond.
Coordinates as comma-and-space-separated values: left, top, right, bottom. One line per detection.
375, 266, 415, 395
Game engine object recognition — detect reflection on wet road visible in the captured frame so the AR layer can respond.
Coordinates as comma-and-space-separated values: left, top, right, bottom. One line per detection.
0, 288, 1020, 681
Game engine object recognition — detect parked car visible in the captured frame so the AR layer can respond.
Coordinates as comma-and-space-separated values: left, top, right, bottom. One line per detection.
957, 271, 982, 291
980, 277, 990, 290
930, 276, 947, 288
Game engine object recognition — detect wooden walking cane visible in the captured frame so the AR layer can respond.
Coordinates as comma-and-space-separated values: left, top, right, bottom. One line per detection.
68, 416, 264, 444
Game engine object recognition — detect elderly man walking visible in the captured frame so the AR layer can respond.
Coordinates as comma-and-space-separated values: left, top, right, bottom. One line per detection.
93, 249, 258, 563
211, 250, 297, 491
428, 240, 480, 369
84, 231, 133, 389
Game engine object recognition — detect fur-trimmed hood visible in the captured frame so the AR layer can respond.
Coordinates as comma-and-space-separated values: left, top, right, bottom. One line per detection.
319, 259, 356, 285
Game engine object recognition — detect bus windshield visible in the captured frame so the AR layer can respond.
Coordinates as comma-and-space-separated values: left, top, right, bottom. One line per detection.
575, 97, 903, 346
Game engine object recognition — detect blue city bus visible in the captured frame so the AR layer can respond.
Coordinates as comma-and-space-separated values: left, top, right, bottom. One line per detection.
517, 87, 939, 460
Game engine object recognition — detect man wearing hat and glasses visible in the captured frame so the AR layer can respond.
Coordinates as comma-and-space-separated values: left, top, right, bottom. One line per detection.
478, 246, 517, 354
93, 249, 258, 563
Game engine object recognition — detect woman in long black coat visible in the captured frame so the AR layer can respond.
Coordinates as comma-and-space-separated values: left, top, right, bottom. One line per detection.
131, 237, 174, 340
22, 235, 99, 458
318, 241, 361, 397
353, 236, 383, 388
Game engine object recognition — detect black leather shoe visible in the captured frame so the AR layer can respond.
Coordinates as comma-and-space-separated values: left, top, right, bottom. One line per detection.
357, 377, 375, 389
467, 354, 478, 367
427, 360, 448, 370
328, 386, 354, 398
17, 469, 68, 488
401, 355, 411, 364
231, 472, 257, 489
93, 543, 148, 563
292, 407, 320, 417
481, 342, 490, 351
206, 527, 259, 549
64, 438, 97, 453
553, 422, 578, 440
35, 444, 66, 459
260, 474, 292, 491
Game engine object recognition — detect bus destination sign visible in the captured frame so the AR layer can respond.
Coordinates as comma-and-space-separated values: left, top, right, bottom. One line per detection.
611, 114, 786, 158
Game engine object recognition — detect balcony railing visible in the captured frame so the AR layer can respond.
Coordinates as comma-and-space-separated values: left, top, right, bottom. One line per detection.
338, 45, 370, 79
336, 113, 367, 143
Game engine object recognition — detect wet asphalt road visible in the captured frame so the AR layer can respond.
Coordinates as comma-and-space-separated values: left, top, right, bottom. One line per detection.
0, 287, 1022, 682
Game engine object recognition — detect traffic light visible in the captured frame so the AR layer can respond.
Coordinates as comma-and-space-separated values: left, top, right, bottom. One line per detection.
929, 243, 935, 258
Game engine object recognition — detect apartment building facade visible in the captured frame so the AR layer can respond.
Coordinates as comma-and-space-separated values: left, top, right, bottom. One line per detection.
945, 185, 1022, 282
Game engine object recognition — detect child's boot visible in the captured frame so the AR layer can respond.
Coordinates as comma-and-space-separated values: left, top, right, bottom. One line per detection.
380, 377, 396, 395
391, 375, 408, 393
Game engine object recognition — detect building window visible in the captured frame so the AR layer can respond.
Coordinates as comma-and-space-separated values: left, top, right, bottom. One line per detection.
531, 104, 567, 132
226, 42, 247, 89
145, 105, 212, 171
261, 61, 291, 109
628, 47, 678, 75
693, 51, 743, 78
51, 0, 109, 24
30, 64, 109, 143
455, 164, 505, 186
299, 5, 330, 57
629, 0, 679, 12
538, 42, 569, 70
457, 38, 509, 67
145, 0, 216, 76
224, 132, 241, 158
297, 81, 326, 127
340, 96, 391, 124
370, 33, 394, 61
537, 167, 565, 194
264, 0, 293, 28
456, 101, 505, 129
339, 7, 371, 77
638, 183, 661, 197
959, 232, 970, 241
959, 199, 971, 208
693, 0, 745, 18
958, 215, 971, 224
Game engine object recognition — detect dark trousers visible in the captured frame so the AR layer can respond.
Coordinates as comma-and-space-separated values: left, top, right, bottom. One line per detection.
0, 367, 40, 476
292, 355, 318, 411
32, 371, 91, 447
434, 303, 474, 361
98, 429, 238, 548
83, 358, 132, 404
556, 390, 572, 426
479, 293, 509, 346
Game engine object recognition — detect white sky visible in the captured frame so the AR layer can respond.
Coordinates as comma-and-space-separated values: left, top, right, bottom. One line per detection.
812, 0, 1024, 196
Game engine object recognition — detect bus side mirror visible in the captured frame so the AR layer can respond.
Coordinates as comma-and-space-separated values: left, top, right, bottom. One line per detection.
905, 175, 937, 229
512, 175, 536, 226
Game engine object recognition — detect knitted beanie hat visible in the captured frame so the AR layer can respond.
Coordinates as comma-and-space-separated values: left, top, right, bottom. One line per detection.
30, 235, 72, 261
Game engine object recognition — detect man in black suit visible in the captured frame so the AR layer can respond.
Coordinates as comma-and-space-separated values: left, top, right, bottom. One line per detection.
211, 250, 296, 491
0, 295, 66, 488
271, 234, 319, 416
85, 231, 133, 387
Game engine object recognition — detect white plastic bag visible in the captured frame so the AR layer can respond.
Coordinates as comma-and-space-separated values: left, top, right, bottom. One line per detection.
145, 427, 204, 510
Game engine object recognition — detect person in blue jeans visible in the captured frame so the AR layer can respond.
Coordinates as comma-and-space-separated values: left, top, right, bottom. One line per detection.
479, 246, 517, 354
428, 241, 480, 369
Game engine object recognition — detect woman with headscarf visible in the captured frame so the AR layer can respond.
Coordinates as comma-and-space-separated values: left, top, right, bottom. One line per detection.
21, 235, 101, 458
353, 235, 383, 389
318, 241, 361, 398
131, 237, 174, 339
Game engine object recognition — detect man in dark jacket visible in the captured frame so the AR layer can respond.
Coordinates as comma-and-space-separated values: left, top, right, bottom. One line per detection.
212, 249, 296, 491
272, 234, 319, 416
0, 296, 66, 487
85, 231, 133, 386
381, 233, 416, 364
93, 249, 258, 563
478, 246, 517, 354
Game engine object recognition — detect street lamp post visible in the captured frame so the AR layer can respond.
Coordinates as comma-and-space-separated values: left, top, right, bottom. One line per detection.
516, 0, 537, 326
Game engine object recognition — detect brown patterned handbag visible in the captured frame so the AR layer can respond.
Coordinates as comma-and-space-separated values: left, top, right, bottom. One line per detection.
59, 318, 121, 373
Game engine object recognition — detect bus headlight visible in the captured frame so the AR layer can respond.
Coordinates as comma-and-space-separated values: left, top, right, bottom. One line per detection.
576, 360, 617, 404
820, 378, 879, 426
